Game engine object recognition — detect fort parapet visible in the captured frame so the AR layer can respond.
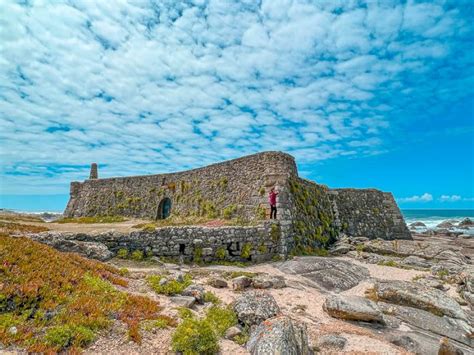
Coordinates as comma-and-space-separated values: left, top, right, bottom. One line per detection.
64, 151, 411, 260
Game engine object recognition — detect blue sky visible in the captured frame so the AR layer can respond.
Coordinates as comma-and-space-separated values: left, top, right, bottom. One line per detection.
0, 0, 473, 212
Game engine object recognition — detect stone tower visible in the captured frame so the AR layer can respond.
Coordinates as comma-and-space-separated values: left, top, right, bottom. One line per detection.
89, 163, 98, 179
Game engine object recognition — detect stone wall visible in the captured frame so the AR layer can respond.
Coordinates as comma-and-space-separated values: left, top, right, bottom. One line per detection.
32, 221, 283, 263
286, 177, 339, 253
64, 152, 297, 222
329, 189, 411, 240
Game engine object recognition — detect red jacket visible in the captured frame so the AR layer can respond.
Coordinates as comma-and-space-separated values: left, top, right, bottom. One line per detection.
269, 191, 278, 206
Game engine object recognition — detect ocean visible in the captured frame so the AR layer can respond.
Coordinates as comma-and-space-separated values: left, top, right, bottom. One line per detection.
402, 209, 474, 235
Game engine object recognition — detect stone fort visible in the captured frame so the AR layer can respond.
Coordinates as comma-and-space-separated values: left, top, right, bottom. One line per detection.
63, 151, 410, 262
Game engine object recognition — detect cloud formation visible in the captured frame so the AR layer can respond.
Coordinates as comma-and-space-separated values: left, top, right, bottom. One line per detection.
398, 193, 433, 203
1, 0, 473, 194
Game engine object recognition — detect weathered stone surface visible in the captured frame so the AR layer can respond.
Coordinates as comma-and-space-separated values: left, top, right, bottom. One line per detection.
458, 218, 474, 227
181, 284, 205, 304
170, 296, 195, 308
26, 233, 113, 261
316, 334, 347, 350
386, 332, 434, 355
232, 276, 252, 291
402, 255, 432, 269
373, 281, 467, 320
328, 244, 353, 255
234, 291, 280, 327
363, 239, 466, 262
208, 277, 228, 288
323, 295, 384, 323
224, 326, 242, 340
252, 275, 286, 289
378, 302, 472, 347
410, 221, 427, 228
246, 316, 311, 355
277, 257, 370, 292
437, 221, 455, 229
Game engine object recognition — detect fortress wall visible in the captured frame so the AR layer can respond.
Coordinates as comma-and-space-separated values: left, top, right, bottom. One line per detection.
36, 221, 282, 262
64, 152, 297, 221
285, 178, 339, 253
328, 188, 411, 240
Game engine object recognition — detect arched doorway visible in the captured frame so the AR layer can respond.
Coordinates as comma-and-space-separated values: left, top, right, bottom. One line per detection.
157, 198, 172, 220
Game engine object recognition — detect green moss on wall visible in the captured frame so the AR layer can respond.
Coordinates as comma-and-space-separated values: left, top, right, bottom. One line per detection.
289, 177, 338, 255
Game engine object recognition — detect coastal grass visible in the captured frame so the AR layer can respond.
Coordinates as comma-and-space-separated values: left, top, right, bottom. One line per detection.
0, 234, 162, 353
0, 221, 49, 234
56, 216, 127, 224
171, 305, 237, 354
147, 274, 193, 296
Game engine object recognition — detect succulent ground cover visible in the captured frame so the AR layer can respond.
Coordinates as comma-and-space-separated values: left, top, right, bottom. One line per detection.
0, 233, 162, 353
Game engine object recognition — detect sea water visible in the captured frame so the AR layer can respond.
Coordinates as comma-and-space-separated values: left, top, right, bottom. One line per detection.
402, 209, 474, 235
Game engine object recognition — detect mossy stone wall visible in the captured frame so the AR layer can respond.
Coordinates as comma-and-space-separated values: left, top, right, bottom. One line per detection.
64, 152, 297, 223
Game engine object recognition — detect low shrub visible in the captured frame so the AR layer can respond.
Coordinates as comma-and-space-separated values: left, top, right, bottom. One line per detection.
117, 248, 129, 259
203, 291, 221, 305
215, 247, 226, 260
205, 305, 237, 337
171, 317, 218, 355
147, 274, 193, 296
240, 243, 252, 259
131, 250, 144, 261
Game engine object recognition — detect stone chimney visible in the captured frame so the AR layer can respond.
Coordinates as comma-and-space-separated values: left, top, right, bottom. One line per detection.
89, 163, 98, 179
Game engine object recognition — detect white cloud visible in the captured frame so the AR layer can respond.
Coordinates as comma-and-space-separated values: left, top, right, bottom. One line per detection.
439, 195, 462, 202
398, 193, 433, 203
0, 0, 472, 194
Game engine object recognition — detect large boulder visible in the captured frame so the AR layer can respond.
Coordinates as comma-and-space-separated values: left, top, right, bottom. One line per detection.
246, 316, 311, 355
362, 239, 466, 262
458, 218, 473, 227
378, 302, 472, 347
25, 232, 114, 261
323, 295, 384, 323
252, 275, 286, 289
373, 281, 467, 320
234, 291, 281, 327
277, 257, 369, 292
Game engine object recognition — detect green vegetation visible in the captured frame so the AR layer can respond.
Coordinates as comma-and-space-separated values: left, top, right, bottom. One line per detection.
147, 274, 193, 296
171, 317, 218, 355
288, 177, 338, 256
240, 243, 252, 259
56, 216, 127, 224
193, 247, 203, 264
0, 234, 161, 353
143, 315, 177, 330
270, 223, 281, 242
222, 205, 237, 219
377, 260, 399, 267
117, 248, 129, 259
255, 205, 266, 219
203, 291, 221, 305
171, 305, 237, 355
177, 307, 194, 320
356, 244, 365, 254
258, 243, 267, 253
131, 250, 144, 261
437, 269, 449, 278
259, 187, 266, 196
215, 247, 226, 260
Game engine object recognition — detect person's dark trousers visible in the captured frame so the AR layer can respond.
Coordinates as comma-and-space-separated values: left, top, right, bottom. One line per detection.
270, 205, 277, 219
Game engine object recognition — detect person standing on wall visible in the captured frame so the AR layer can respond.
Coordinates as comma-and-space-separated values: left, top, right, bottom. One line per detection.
269, 187, 279, 219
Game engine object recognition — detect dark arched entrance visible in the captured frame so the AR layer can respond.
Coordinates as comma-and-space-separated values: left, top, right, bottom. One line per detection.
157, 198, 172, 220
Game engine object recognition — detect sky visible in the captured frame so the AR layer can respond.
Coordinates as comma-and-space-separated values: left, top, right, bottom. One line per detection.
0, 0, 473, 212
